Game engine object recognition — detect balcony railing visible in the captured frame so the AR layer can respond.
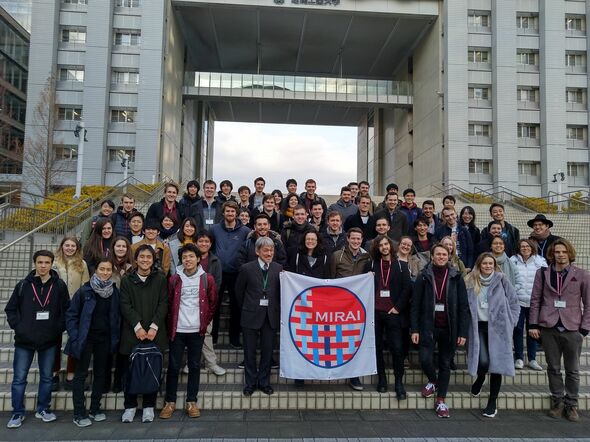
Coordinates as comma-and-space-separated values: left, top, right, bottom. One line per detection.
518, 137, 541, 147
517, 100, 540, 110
567, 139, 588, 149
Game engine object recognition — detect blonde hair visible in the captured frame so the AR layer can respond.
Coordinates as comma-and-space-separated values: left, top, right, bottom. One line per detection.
55, 236, 85, 273
439, 236, 461, 266
465, 253, 500, 295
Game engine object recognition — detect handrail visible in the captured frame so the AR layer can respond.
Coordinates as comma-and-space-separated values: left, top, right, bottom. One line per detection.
0, 189, 19, 202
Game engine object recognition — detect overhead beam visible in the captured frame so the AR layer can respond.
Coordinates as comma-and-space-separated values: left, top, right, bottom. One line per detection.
330, 15, 354, 76
208, 7, 224, 70
294, 12, 308, 73
368, 18, 400, 76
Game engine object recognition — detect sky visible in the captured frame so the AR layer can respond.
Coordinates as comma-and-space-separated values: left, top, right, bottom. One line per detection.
212, 122, 357, 195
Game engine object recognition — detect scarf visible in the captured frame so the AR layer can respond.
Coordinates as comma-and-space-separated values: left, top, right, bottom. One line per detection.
529, 229, 551, 242
284, 207, 294, 219
479, 272, 494, 287
90, 273, 114, 299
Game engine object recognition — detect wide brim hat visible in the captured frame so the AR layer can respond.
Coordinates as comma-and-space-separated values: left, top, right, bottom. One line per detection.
527, 214, 553, 228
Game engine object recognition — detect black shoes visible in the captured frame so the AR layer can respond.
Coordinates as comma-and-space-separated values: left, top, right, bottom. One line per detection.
395, 380, 407, 400
259, 385, 274, 395
243, 387, 254, 396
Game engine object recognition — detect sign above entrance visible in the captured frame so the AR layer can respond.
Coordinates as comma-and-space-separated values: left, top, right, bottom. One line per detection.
274, 0, 340, 5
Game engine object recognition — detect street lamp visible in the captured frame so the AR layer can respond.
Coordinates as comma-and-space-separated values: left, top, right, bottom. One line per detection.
552, 169, 566, 212
120, 150, 130, 192
73, 121, 87, 199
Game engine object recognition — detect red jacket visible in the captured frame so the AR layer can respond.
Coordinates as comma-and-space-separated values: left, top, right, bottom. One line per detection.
167, 271, 218, 340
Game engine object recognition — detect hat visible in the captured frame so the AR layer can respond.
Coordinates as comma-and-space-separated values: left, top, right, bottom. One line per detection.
527, 214, 553, 228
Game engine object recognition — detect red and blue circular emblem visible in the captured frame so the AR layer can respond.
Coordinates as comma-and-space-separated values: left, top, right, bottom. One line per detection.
288, 285, 366, 368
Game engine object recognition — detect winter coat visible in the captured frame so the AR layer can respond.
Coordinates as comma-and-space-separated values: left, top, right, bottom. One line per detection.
113, 206, 138, 240
178, 193, 201, 220
509, 254, 547, 307
131, 238, 171, 276
237, 230, 287, 267
328, 199, 359, 222
64, 283, 121, 359
410, 233, 436, 254
529, 265, 590, 332
215, 191, 236, 204
495, 252, 521, 290
209, 220, 251, 273
481, 221, 520, 257
529, 233, 560, 261
321, 229, 347, 257
399, 203, 423, 230
289, 252, 330, 278
300, 192, 328, 215
119, 270, 168, 355
434, 224, 474, 269
194, 199, 224, 228
201, 253, 222, 289
4, 270, 70, 351
281, 221, 315, 260
467, 272, 520, 377
252, 208, 283, 233
372, 259, 412, 327
343, 212, 377, 246
329, 246, 372, 278
460, 222, 481, 248
374, 208, 409, 242
167, 268, 218, 340
410, 264, 469, 349
81, 212, 114, 245
146, 198, 181, 225
52, 258, 90, 297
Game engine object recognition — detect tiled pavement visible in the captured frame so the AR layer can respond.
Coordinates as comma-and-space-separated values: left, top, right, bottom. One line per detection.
0, 409, 588, 441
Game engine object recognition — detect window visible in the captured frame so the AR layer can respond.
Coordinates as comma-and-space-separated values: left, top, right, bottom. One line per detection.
566, 16, 586, 34
517, 87, 539, 109
62, 0, 87, 4
110, 109, 136, 123
468, 11, 490, 29
516, 51, 537, 65
59, 67, 84, 82
116, 0, 141, 6
517, 123, 539, 139
469, 159, 491, 174
468, 87, 489, 100
108, 148, 136, 162
568, 162, 589, 178
516, 14, 539, 33
53, 144, 78, 160
114, 30, 141, 47
61, 28, 86, 44
468, 49, 489, 63
518, 161, 540, 176
566, 52, 587, 72
468, 123, 490, 137
111, 70, 139, 85
58, 107, 82, 121
567, 88, 585, 104
567, 126, 585, 140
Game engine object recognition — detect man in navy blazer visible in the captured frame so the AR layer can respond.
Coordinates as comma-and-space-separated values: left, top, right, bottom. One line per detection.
235, 237, 282, 396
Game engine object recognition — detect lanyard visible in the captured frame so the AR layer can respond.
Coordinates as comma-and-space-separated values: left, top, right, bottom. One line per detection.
434, 269, 449, 302
380, 259, 391, 288
32, 282, 53, 309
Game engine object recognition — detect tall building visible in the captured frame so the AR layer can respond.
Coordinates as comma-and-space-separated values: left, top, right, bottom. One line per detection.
0, 0, 31, 32
0, 5, 28, 193
22, 0, 590, 197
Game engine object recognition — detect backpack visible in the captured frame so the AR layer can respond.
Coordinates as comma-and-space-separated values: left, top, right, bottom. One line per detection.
126, 342, 163, 395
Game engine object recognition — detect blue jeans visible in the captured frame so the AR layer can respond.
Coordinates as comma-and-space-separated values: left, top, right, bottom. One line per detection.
12, 345, 57, 415
513, 307, 537, 361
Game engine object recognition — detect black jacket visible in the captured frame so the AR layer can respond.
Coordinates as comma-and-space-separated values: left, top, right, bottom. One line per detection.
4, 270, 70, 350
410, 233, 436, 253
481, 221, 520, 258
178, 193, 201, 220
410, 264, 469, 348
321, 229, 347, 256
374, 208, 409, 242
113, 206, 138, 240
193, 199, 224, 229
146, 198, 181, 224
252, 208, 283, 233
299, 192, 328, 215
289, 252, 330, 278
343, 212, 377, 246
237, 231, 288, 268
529, 233, 561, 260
372, 258, 412, 327
281, 221, 315, 260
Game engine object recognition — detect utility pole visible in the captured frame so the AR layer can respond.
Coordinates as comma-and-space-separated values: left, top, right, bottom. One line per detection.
73, 121, 87, 199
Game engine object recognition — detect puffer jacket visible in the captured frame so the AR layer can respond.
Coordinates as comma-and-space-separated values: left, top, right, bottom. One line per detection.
509, 254, 547, 307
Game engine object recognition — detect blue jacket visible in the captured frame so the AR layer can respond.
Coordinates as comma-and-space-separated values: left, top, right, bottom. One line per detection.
434, 224, 474, 269
210, 220, 251, 273
64, 283, 121, 359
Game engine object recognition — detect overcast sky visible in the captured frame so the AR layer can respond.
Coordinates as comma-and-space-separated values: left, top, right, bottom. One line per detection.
212, 122, 357, 195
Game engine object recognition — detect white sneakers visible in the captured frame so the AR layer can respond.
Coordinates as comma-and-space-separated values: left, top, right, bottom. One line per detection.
514, 359, 524, 369
528, 360, 543, 371
142, 407, 155, 423
121, 408, 136, 423
209, 364, 227, 376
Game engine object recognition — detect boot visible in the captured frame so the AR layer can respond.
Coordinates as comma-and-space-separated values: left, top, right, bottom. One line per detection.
376, 374, 387, 393
394, 378, 407, 400
548, 398, 565, 419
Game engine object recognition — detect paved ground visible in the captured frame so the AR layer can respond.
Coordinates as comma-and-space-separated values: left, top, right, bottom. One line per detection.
0, 409, 588, 441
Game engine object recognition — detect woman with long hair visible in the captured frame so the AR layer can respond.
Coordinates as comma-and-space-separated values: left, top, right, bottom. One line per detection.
169, 217, 200, 274
459, 206, 481, 247
465, 253, 520, 418
396, 236, 422, 280
83, 218, 115, 276
490, 236, 520, 288
110, 237, 133, 288
281, 193, 300, 227
53, 237, 90, 390
289, 230, 329, 278
439, 236, 467, 276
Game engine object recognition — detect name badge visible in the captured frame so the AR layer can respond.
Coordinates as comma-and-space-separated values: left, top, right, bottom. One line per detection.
480, 301, 489, 309
205, 219, 214, 225
380, 290, 390, 298
435, 304, 445, 312
36, 311, 49, 321
554, 300, 566, 308
259, 299, 269, 307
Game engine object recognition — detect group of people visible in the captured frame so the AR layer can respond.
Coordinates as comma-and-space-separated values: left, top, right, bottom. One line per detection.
4, 176, 588, 429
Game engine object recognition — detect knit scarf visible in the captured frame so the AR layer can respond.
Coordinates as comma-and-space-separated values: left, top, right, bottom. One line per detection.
284, 207, 294, 219
529, 229, 551, 242
90, 273, 114, 299
479, 272, 494, 287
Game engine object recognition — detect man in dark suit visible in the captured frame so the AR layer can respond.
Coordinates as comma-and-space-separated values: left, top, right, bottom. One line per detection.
235, 237, 282, 396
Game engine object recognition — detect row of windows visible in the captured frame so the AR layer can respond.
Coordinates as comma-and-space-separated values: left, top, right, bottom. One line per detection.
468, 49, 587, 71
468, 11, 586, 35
62, 0, 141, 7
52, 145, 136, 163
0, 54, 27, 94
468, 123, 588, 142
58, 67, 140, 86
468, 86, 586, 105
0, 21, 28, 68
57, 107, 137, 123
60, 27, 142, 47
469, 160, 589, 180
0, 90, 27, 125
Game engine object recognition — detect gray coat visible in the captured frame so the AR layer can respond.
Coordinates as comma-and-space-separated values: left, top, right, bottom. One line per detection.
467, 272, 520, 377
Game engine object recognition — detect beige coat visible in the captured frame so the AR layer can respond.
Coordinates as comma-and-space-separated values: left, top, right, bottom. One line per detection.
52, 258, 90, 297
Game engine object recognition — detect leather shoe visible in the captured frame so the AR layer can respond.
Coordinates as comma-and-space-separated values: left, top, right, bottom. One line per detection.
376, 384, 387, 393
259, 385, 274, 395
243, 387, 254, 396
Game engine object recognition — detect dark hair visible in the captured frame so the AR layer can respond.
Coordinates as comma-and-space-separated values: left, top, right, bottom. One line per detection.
33, 249, 54, 263
272, 189, 283, 198
346, 227, 363, 238
305, 178, 316, 186
196, 231, 214, 243
219, 179, 233, 190
327, 210, 341, 220
348, 181, 358, 187
285, 193, 300, 207
238, 185, 251, 194
177, 217, 199, 243
293, 204, 306, 213
403, 188, 415, 197
186, 180, 200, 192
358, 180, 370, 187
422, 199, 435, 208
442, 195, 456, 205
100, 199, 116, 210
134, 243, 156, 262
413, 216, 430, 228
489, 202, 505, 214
286, 179, 297, 187
430, 243, 449, 256
385, 183, 398, 192
203, 179, 216, 188
254, 176, 266, 185
178, 243, 203, 262
160, 213, 178, 226
340, 186, 351, 194
490, 235, 507, 249
385, 192, 398, 200
254, 213, 271, 224
83, 218, 114, 265
547, 238, 576, 263
298, 229, 325, 257
121, 193, 135, 202
459, 206, 476, 228
374, 215, 390, 226
95, 256, 113, 270
370, 234, 393, 261
130, 212, 144, 222
487, 220, 503, 230
311, 200, 325, 208
262, 194, 275, 204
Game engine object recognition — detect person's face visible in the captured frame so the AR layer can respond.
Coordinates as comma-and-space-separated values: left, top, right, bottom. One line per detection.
461, 210, 473, 225
347, 232, 363, 251
443, 210, 457, 226
255, 180, 265, 193
288, 196, 299, 208
358, 198, 371, 214
136, 250, 154, 272
165, 186, 178, 203
415, 221, 428, 236
491, 206, 504, 222
443, 198, 455, 208
273, 194, 282, 206
399, 238, 413, 255
305, 181, 316, 195
255, 219, 270, 237
404, 192, 415, 204
491, 238, 505, 255
101, 223, 113, 239
311, 204, 323, 218
532, 221, 549, 235
378, 238, 391, 257
62, 240, 78, 257
432, 247, 449, 266
101, 203, 114, 216
187, 184, 198, 197
181, 251, 199, 273
161, 217, 174, 230
386, 195, 398, 210
552, 244, 570, 266
341, 190, 352, 203
359, 183, 369, 195
441, 238, 454, 254
256, 245, 274, 263
95, 261, 113, 281
130, 216, 143, 234
183, 221, 196, 237
34, 255, 53, 276
422, 204, 434, 218
263, 198, 275, 213
349, 184, 359, 197
224, 207, 237, 223
144, 228, 159, 241
519, 241, 532, 259
239, 189, 250, 202
204, 183, 215, 198
304, 232, 318, 251
239, 211, 250, 225
221, 183, 232, 195
489, 224, 502, 236
293, 209, 307, 225
113, 240, 128, 259
287, 183, 297, 194
122, 197, 134, 213
375, 219, 390, 235
196, 236, 212, 254
480, 257, 495, 276
328, 215, 341, 231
